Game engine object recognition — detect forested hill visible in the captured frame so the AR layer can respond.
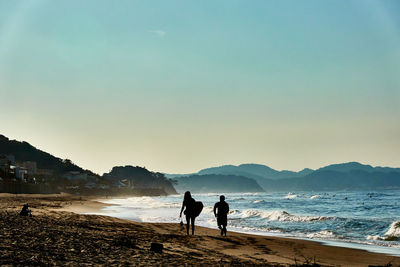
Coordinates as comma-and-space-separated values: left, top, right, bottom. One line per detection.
1, 134, 178, 195
103, 166, 177, 195
0, 134, 92, 175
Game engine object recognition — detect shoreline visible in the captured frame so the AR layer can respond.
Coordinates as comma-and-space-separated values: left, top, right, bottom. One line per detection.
88, 195, 400, 258
1, 193, 400, 266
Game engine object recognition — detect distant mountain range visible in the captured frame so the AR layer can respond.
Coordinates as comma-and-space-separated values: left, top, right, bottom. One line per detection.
173, 174, 264, 193
168, 162, 400, 192
198, 164, 314, 180
165, 164, 313, 180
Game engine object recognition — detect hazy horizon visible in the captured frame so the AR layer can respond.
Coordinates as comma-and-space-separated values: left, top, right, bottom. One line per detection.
1, 0, 399, 174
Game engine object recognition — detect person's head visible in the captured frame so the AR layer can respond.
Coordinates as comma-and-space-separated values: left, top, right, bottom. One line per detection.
220, 195, 225, 202
184, 191, 192, 201
23, 204, 29, 209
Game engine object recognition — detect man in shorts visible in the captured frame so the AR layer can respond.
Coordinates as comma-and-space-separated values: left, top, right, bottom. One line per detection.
213, 195, 229, 236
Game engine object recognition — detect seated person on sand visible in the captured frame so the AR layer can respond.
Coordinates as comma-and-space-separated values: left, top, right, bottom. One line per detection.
19, 204, 32, 217
214, 195, 229, 236
179, 191, 196, 235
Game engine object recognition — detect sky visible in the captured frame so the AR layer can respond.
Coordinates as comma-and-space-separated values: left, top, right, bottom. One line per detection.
0, 0, 399, 175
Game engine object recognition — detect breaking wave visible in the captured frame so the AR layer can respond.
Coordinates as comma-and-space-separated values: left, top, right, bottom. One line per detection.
240, 209, 333, 222
365, 221, 400, 241
385, 221, 400, 237
103, 196, 180, 209
228, 209, 241, 216
203, 206, 214, 214
366, 235, 383, 241
307, 230, 337, 239
284, 193, 297, 199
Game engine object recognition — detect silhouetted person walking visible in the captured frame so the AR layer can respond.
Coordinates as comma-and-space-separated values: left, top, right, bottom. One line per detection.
179, 191, 196, 235
214, 195, 229, 236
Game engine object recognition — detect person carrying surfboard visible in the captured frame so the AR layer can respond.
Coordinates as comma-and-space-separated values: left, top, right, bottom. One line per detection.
214, 195, 229, 236
179, 191, 203, 235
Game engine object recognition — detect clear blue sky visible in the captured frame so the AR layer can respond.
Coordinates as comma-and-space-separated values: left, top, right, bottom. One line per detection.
0, 0, 399, 174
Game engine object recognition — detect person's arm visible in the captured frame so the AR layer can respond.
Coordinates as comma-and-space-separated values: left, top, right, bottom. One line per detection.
227, 203, 229, 214
179, 201, 185, 218
213, 203, 217, 217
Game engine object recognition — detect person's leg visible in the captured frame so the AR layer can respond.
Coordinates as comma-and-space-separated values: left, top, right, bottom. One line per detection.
217, 217, 223, 235
223, 216, 227, 236
191, 216, 195, 235
186, 215, 190, 235
218, 221, 223, 236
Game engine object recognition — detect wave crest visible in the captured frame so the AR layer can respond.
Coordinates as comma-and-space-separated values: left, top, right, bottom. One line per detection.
241, 209, 333, 222
365, 221, 400, 241
284, 193, 297, 199
307, 230, 336, 239
385, 221, 400, 237
103, 196, 181, 209
366, 235, 383, 241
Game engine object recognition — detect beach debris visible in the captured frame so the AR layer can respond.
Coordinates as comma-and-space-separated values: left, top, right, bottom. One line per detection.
369, 264, 393, 267
150, 242, 163, 253
294, 255, 320, 266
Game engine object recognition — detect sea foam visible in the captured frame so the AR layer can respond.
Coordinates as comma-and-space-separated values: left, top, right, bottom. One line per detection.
103, 196, 180, 209
365, 221, 400, 241
284, 193, 297, 199
307, 230, 336, 239
385, 221, 400, 237
240, 209, 333, 222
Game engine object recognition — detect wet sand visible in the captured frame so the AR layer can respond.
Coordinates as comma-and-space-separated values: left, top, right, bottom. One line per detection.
0, 194, 399, 266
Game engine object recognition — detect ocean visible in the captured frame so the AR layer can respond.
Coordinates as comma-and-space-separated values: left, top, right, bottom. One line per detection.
90, 190, 400, 256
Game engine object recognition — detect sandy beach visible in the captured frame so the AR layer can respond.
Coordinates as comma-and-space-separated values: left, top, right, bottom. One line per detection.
0, 194, 399, 266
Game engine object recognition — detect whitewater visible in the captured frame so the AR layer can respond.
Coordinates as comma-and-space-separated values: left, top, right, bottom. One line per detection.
89, 190, 400, 256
